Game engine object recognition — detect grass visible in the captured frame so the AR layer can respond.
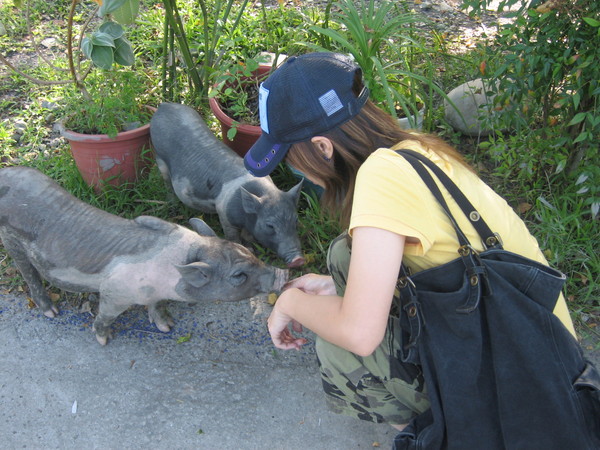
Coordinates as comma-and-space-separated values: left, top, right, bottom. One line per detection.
0, 0, 598, 341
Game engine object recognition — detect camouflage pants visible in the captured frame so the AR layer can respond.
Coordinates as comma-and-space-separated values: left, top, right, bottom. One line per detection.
316, 232, 430, 424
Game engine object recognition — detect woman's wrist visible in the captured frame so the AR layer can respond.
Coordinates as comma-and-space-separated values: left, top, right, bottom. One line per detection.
276, 287, 299, 317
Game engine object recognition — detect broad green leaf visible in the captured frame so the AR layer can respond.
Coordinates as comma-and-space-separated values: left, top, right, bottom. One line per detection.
99, 0, 127, 17
90, 31, 116, 48
112, 0, 140, 25
99, 21, 124, 40
81, 37, 93, 59
583, 17, 600, 27
113, 37, 135, 66
91, 45, 115, 70
573, 130, 589, 144
567, 112, 587, 126
572, 92, 580, 110
227, 124, 238, 141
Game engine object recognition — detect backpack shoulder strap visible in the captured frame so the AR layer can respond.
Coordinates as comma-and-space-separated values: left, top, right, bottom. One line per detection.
396, 149, 502, 249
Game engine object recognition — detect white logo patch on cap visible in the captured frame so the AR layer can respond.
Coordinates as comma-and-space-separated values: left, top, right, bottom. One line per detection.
319, 89, 343, 117
259, 84, 270, 133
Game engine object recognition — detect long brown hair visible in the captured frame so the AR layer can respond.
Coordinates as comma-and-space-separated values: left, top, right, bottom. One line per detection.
286, 100, 472, 227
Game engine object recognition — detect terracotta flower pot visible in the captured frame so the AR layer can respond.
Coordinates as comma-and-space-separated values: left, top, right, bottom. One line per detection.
59, 106, 155, 192
209, 65, 271, 158
209, 96, 262, 158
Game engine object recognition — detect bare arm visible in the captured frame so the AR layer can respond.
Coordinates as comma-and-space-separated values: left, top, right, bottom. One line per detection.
268, 226, 405, 356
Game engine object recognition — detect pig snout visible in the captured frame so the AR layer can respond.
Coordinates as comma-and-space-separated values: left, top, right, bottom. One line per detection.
287, 255, 306, 268
272, 268, 289, 292
279, 247, 305, 268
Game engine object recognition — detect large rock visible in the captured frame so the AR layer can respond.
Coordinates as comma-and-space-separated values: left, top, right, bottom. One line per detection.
444, 78, 500, 136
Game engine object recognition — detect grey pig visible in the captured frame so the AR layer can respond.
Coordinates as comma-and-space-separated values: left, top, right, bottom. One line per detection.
0, 166, 288, 345
150, 102, 306, 268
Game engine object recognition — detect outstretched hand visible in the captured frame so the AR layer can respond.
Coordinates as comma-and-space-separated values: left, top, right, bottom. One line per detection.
267, 274, 336, 351
268, 300, 307, 351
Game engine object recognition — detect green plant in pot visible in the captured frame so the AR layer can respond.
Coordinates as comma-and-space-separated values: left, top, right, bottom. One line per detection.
0, 0, 153, 191
58, 69, 155, 192
208, 54, 275, 157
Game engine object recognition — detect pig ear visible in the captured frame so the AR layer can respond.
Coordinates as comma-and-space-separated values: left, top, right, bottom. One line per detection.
287, 179, 304, 204
189, 218, 217, 237
175, 262, 211, 288
240, 187, 262, 214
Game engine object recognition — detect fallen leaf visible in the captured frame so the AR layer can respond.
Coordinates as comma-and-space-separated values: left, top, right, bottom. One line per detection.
373, 442, 381, 447
517, 202, 532, 214
268, 292, 278, 305
177, 333, 192, 344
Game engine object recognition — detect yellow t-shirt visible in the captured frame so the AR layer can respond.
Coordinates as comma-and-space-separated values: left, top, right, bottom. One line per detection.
349, 140, 576, 337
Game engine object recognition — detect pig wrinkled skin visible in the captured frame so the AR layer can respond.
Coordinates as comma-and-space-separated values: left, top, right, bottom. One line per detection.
0, 166, 288, 345
150, 102, 306, 268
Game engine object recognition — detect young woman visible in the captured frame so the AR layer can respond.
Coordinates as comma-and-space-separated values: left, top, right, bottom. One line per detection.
243, 52, 576, 429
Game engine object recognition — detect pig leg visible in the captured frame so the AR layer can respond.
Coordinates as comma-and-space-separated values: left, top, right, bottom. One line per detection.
147, 301, 175, 332
1, 236, 58, 318
222, 224, 258, 255
220, 212, 251, 245
92, 300, 131, 346
155, 157, 179, 204
221, 222, 242, 243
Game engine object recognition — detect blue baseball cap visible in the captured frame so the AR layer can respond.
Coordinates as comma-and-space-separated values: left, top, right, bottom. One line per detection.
244, 52, 369, 177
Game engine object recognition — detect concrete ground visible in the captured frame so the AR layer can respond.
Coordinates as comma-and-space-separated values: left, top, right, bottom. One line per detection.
1, 291, 598, 449
0, 292, 394, 449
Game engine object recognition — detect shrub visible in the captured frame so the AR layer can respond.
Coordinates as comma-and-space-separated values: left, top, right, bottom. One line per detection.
465, 0, 599, 218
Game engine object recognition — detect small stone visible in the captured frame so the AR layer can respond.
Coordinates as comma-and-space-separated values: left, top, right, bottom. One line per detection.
40, 37, 58, 48
13, 120, 27, 133
444, 78, 502, 136
438, 1, 454, 13
48, 138, 63, 148
41, 100, 59, 110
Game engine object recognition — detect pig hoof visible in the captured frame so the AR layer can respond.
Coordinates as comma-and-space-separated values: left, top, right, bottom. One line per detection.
96, 334, 108, 346
156, 323, 171, 333
148, 305, 174, 332
43, 305, 59, 318
151, 316, 174, 333
92, 325, 111, 345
